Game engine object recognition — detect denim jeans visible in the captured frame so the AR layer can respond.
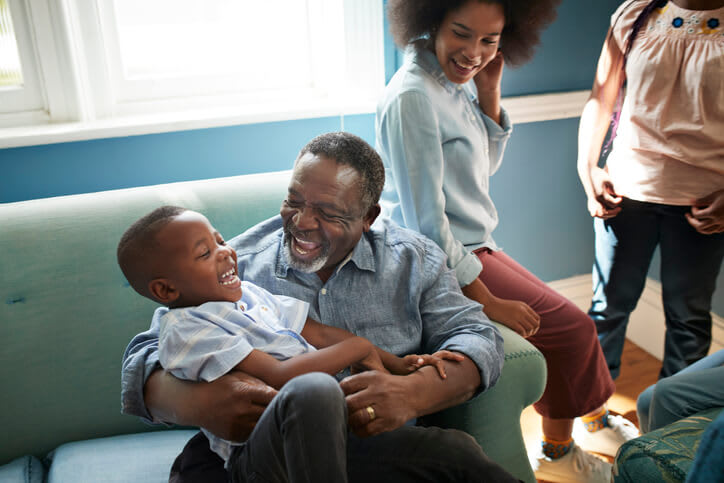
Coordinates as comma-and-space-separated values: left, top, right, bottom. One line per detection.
224, 372, 517, 483
589, 198, 724, 379
636, 349, 724, 433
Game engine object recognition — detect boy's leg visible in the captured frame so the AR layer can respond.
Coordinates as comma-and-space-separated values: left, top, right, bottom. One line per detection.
230, 372, 348, 483
347, 425, 519, 483
169, 431, 228, 483
658, 206, 724, 378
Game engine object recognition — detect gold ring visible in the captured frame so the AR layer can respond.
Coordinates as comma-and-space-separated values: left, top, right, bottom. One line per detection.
366, 405, 376, 421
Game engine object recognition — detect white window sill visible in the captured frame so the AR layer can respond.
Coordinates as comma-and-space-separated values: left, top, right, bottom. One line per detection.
0, 95, 380, 149
0, 90, 590, 149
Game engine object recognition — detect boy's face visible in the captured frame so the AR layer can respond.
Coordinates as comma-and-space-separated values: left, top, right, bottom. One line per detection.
154, 211, 242, 307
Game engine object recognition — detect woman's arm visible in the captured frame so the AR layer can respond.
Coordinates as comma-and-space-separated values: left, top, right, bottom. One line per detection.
577, 28, 626, 219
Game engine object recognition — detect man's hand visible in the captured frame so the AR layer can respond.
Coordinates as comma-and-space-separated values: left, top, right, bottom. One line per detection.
146, 369, 276, 441
587, 166, 622, 219
686, 189, 724, 234
340, 371, 420, 437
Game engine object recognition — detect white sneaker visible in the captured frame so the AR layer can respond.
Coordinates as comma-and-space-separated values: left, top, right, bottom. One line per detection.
572, 414, 640, 457
530, 443, 612, 483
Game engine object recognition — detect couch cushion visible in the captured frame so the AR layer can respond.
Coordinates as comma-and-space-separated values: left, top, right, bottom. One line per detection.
613, 407, 723, 483
46, 430, 198, 483
0, 455, 45, 483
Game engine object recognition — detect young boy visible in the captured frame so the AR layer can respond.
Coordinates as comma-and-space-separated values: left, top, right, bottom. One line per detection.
117, 205, 460, 476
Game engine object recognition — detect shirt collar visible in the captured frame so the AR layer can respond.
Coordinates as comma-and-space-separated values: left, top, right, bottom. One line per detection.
273, 229, 377, 279
410, 45, 473, 98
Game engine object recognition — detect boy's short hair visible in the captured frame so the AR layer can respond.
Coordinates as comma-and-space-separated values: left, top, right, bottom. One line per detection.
117, 205, 187, 300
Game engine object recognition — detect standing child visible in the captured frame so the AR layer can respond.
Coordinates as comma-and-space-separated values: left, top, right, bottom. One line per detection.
577, 0, 724, 381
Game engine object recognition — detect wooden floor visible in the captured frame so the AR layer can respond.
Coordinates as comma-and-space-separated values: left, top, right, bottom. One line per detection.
520, 339, 661, 480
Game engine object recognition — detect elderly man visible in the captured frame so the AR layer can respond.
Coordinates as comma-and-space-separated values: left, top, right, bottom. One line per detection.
121, 132, 512, 482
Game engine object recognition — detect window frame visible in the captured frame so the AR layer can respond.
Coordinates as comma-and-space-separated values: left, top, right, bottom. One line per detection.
0, 0, 386, 145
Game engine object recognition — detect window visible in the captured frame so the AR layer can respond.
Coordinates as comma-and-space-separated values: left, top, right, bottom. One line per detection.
0, 0, 385, 144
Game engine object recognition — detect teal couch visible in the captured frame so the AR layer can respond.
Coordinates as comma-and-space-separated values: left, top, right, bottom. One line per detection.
0, 170, 546, 482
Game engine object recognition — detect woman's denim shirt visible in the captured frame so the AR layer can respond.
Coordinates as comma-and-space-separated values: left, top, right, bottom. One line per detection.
376, 46, 512, 287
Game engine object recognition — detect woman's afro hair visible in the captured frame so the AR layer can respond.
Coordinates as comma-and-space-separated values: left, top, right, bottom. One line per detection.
386, 0, 562, 67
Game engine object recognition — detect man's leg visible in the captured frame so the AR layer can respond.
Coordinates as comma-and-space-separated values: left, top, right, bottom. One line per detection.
658, 205, 724, 378
589, 199, 659, 379
647, 350, 724, 432
230, 372, 348, 483
347, 425, 519, 483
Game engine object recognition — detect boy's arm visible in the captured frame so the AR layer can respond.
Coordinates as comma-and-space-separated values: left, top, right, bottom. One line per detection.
300, 318, 460, 377
234, 335, 380, 390
301, 318, 404, 372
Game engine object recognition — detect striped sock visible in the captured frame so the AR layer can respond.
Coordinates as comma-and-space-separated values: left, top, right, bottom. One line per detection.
541, 436, 574, 459
581, 408, 609, 432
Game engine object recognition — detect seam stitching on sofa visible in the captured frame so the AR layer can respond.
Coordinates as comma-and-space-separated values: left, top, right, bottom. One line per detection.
504, 350, 544, 360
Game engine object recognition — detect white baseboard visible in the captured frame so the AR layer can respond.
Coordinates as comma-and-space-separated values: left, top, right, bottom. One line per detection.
548, 274, 724, 361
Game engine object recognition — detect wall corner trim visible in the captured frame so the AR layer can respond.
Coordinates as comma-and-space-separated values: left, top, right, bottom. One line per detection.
503, 90, 591, 125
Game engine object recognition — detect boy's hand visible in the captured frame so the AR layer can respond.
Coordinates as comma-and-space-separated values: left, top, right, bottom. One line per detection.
398, 351, 465, 379
351, 348, 388, 374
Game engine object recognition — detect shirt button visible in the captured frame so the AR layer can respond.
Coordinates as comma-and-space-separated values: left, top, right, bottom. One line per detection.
470, 116, 476, 122
457, 85, 462, 91
321, 288, 327, 295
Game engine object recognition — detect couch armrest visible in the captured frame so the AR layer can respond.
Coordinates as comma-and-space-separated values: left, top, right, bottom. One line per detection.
420, 323, 546, 483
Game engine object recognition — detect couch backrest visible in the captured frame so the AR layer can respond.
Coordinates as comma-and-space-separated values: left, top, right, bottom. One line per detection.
0, 170, 291, 464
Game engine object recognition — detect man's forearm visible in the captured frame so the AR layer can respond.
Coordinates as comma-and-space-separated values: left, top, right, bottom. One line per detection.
409, 356, 481, 416
144, 369, 198, 425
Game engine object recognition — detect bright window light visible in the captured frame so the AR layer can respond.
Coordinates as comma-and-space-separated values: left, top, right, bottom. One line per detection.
113, 0, 313, 90
0, 0, 23, 88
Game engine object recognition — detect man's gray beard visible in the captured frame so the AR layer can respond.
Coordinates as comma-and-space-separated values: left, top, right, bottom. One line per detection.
282, 232, 329, 274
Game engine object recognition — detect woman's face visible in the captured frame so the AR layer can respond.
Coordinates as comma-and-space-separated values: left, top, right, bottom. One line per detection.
434, 1, 505, 84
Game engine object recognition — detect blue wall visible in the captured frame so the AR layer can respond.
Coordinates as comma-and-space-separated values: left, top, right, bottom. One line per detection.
1, 0, 722, 314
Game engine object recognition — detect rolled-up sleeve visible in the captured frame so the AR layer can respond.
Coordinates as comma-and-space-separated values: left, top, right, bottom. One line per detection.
120, 307, 166, 422
417, 239, 504, 394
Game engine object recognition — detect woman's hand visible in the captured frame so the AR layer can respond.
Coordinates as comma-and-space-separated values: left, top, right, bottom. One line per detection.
462, 278, 540, 338
474, 51, 504, 125
483, 296, 540, 338
686, 189, 724, 234
473, 50, 504, 93
587, 166, 622, 219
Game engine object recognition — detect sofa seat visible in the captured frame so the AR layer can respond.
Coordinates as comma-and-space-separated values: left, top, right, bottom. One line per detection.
46, 430, 197, 483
